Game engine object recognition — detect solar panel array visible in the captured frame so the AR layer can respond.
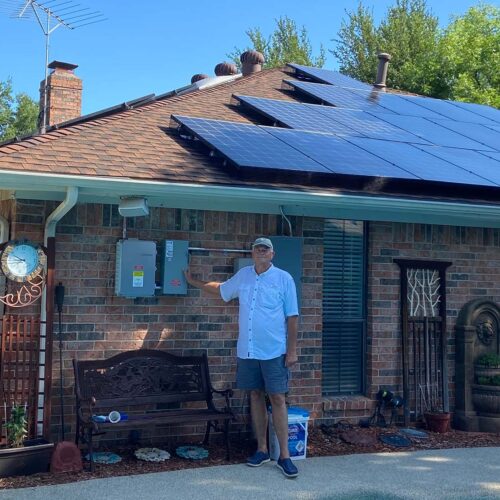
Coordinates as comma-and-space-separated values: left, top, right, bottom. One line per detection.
287, 63, 372, 91
172, 64, 500, 189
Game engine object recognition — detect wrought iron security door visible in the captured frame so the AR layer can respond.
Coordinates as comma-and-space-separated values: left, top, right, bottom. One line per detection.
394, 259, 451, 425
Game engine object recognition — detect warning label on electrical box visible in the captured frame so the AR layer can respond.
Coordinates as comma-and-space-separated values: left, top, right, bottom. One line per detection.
133, 265, 144, 287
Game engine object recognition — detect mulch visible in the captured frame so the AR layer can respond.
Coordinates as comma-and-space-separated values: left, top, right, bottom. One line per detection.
1, 425, 500, 490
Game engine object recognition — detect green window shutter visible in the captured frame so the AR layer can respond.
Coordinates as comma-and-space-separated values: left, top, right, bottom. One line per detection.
322, 220, 366, 395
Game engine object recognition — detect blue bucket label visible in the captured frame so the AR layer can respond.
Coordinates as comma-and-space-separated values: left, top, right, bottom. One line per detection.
288, 423, 306, 457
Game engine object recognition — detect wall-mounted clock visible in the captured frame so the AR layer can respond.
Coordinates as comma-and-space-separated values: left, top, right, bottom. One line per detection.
0, 240, 47, 283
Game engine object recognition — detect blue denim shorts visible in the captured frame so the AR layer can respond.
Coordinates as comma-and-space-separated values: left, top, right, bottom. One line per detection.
236, 355, 289, 394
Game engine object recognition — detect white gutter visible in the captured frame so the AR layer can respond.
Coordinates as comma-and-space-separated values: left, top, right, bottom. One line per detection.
37, 186, 79, 436
2, 169, 499, 228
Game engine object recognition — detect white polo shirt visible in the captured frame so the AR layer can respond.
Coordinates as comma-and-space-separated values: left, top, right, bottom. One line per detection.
220, 264, 299, 360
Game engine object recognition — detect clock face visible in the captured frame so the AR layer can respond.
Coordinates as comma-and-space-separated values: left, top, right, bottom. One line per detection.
0, 241, 46, 282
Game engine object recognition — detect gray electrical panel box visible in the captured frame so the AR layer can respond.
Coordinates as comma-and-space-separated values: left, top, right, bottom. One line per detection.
270, 236, 303, 307
115, 239, 157, 297
161, 240, 189, 295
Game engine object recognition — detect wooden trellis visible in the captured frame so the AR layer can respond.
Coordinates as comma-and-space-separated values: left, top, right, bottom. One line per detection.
0, 315, 41, 445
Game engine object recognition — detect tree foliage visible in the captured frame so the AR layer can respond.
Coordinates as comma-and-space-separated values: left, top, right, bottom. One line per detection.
332, 1, 500, 105
439, 4, 500, 107
0, 79, 38, 142
333, 0, 441, 95
229, 16, 326, 69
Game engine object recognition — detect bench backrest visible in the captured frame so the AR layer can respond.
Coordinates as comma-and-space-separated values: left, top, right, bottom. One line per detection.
73, 349, 213, 408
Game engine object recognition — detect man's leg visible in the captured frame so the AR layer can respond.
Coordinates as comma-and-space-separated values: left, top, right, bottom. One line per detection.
268, 393, 289, 459
249, 389, 268, 453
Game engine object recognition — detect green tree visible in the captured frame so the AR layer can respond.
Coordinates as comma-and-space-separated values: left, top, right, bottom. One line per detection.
229, 16, 326, 69
438, 4, 500, 107
332, 0, 441, 96
332, 3, 379, 85
0, 79, 38, 141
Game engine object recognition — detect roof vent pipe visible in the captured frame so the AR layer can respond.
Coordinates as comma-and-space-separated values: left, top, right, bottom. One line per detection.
214, 62, 238, 77
374, 52, 391, 90
240, 50, 265, 76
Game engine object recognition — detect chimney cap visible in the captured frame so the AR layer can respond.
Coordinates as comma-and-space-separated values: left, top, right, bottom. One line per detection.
214, 62, 238, 76
191, 73, 209, 84
48, 61, 78, 72
240, 50, 265, 65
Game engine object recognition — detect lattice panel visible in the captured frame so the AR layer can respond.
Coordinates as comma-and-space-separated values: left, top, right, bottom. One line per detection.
0, 315, 41, 445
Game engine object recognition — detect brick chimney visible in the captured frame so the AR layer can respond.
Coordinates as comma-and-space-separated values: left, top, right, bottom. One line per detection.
39, 61, 82, 129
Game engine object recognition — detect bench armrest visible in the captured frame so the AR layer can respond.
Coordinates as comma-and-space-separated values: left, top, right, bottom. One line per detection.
76, 396, 99, 430
211, 387, 233, 412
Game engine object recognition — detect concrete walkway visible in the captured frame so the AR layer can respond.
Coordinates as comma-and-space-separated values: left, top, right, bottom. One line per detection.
0, 447, 499, 499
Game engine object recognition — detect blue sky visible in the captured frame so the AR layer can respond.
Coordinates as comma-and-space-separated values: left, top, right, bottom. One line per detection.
1, 0, 487, 115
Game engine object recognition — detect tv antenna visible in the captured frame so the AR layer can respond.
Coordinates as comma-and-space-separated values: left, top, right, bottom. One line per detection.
4, 0, 106, 133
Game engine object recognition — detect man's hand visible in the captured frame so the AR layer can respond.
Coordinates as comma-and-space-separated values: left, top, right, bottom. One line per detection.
285, 351, 298, 368
184, 268, 222, 297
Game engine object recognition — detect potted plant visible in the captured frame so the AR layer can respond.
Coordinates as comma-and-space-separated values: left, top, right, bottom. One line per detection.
475, 353, 500, 380
0, 403, 54, 478
421, 384, 451, 433
472, 353, 500, 417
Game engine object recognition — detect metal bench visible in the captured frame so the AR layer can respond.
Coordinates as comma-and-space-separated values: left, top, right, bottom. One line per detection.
73, 349, 234, 469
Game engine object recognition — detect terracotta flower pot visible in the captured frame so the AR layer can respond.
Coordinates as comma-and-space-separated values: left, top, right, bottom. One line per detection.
424, 412, 451, 433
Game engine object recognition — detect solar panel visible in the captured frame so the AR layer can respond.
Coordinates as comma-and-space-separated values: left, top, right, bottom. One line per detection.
285, 80, 391, 113
288, 64, 372, 90
417, 145, 500, 186
235, 95, 428, 143
172, 112, 499, 188
479, 150, 500, 163
310, 106, 430, 144
348, 137, 496, 186
348, 89, 446, 119
372, 113, 495, 150
171, 115, 328, 173
267, 127, 417, 179
429, 119, 500, 152
449, 101, 500, 125
234, 95, 356, 135
400, 95, 498, 125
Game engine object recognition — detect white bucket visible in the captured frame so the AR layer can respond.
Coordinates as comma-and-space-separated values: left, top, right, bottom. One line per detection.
268, 406, 309, 461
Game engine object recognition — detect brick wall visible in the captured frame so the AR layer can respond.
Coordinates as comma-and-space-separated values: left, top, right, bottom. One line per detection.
10, 201, 323, 441
367, 222, 500, 412
6, 201, 500, 440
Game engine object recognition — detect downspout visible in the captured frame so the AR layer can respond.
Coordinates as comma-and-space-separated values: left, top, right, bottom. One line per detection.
38, 186, 78, 437
0, 215, 8, 317
0, 215, 8, 243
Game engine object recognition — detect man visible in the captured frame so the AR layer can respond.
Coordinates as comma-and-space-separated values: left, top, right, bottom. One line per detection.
184, 237, 300, 478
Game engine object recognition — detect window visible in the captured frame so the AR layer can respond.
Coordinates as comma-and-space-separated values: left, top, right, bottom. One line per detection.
322, 220, 366, 395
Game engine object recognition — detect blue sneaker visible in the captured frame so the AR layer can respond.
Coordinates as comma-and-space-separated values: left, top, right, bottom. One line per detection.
276, 457, 298, 478
246, 451, 270, 467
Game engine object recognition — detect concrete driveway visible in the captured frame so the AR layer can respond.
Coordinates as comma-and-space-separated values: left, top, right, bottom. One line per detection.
0, 447, 499, 499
